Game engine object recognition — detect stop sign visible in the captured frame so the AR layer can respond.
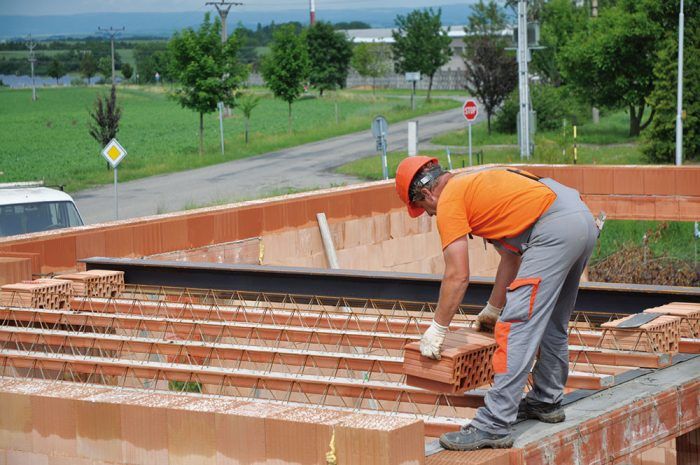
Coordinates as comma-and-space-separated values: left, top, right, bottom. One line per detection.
463, 99, 478, 122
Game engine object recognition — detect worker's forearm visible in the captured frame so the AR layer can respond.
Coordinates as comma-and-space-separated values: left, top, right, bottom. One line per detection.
489, 254, 521, 308
433, 275, 469, 327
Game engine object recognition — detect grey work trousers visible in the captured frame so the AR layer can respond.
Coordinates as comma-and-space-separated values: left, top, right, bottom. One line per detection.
470, 178, 599, 435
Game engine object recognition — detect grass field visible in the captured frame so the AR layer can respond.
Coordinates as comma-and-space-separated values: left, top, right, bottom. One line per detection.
432, 110, 639, 147
336, 146, 646, 181
0, 86, 459, 192
590, 220, 698, 263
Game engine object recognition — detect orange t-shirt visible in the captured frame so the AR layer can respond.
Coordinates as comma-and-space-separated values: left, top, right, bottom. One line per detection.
436, 169, 556, 249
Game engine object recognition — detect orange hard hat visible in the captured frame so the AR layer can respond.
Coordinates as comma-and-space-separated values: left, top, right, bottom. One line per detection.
395, 156, 439, 218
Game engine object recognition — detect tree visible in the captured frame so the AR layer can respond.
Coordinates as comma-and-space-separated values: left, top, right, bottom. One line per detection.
261, 24, 310, 133
351, 43, 392, 96
80, 52, 97, 85
121, 63, 133, 81
643, 8, 700, 163
98, 56, 112, 81
306, 21, 353, 96
560, 5, 660, 136
238, 93, 261, 144
530, 0, 587, 86
47, 58, 64, 85
169, 14, 249, 155
88, 85, 122, 152
463, 38, 517, 134
392, 8, 452, 100
466, 0, 507, 36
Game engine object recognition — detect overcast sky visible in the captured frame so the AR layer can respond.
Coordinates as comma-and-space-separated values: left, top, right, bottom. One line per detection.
1, 0, 473, 15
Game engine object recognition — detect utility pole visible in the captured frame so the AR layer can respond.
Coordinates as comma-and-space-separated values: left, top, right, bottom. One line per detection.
675, 0, 684, 166
27, 35, 37, 101
205, 0, 243, 44
591, 0, 600, 124
517, 0, 531, 159
98, 26, 125, 84
310, 0, 316, 25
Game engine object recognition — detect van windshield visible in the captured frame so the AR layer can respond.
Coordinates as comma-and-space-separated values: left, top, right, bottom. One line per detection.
0, 201, 84, 237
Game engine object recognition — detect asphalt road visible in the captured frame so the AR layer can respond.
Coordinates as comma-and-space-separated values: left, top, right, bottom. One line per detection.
74, 105, 477, 224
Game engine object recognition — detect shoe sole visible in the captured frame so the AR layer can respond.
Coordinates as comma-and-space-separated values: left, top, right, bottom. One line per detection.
518, 410, 566, 423
439, 435, 514, 451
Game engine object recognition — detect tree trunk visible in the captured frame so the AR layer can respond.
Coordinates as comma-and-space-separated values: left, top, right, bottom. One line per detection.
199, 112, 204, 156
288, 102, 292, 133
427, 74, 434, 102
628, 104, 643, 137
320, 88, 324, 97
245, 117, 249, 144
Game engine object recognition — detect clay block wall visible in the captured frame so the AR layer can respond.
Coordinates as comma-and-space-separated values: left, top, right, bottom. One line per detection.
0, 377, 425, 465
0, 166, 697, 275
260, 209, 501, 276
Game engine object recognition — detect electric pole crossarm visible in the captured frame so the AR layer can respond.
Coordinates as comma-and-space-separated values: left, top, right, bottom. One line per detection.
205, 1, 244, 43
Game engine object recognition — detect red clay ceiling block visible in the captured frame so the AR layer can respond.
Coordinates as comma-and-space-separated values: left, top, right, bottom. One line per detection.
213, 210, 239, 243
327, 192, 353, 220
236, 206, 264, 240
549, 166, 583, 190
582, 167, 614, 195
41, 235, 77, 272
75, 231, 106, 261
0, 391, 33, 452
166, 408, 216, 465
120, 404, 169, 465
187, 214, 216, 249
0, 252, 41, 275
678, 197, 700, 220
0, 257, 32, 286
131, 223, 163, 257
104, 226, 135, 258
76, 401, 123, 463
653, 198, 680, 221
612, 167, 645, 195
160, 219, 189, 253
632, 197, 656, 220
404, 329, 496, 394
262, 202, 288, 234
304, 196, 331, 221
284, 199, 310, 229
643, 169, 677, 196
31, 396, 78, 458
675, 168, 700, 196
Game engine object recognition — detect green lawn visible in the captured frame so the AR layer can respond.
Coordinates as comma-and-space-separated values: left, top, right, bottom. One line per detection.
0, 86, 459, 192
336, 145, 646, 181
432, 110, 638, 147
590, 220, 698, 263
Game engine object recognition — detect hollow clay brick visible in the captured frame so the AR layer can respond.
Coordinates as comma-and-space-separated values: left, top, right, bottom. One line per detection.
601, 314, 681, 354
645, 303, 700, 338
166, 408, 216, 465
76, 400, 123, 462
404, 329, 496, 394
31, 396, 78, 457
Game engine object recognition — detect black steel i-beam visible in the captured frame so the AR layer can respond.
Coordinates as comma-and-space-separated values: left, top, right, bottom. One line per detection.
82, 257, 700, 314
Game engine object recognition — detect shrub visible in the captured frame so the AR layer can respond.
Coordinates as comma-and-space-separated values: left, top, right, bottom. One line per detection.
494, 84, 589, 134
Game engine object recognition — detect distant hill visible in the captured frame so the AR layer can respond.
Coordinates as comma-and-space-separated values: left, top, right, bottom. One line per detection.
0, 4, 477, 40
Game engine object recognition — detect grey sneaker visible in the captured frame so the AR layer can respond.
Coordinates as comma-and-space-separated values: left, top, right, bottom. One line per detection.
439, 425, 514, 451
517, 398, 565, 423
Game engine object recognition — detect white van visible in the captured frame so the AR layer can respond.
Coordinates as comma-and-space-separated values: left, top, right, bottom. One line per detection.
0, 183, 84, 237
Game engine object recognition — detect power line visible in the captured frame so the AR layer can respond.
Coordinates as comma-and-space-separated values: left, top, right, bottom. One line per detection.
97, 26, 125, 84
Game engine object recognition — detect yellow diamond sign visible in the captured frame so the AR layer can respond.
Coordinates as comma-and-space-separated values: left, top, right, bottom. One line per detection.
101, 138, 127, 168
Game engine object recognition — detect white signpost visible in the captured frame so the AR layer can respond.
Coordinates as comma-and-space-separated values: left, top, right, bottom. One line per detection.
101, 138, 127, 220
405, 72, 420, 111
463, 99, 478, 166
371, 116, 389, 180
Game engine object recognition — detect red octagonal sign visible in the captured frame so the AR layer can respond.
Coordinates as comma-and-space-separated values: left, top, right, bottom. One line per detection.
463, 99, 478, 122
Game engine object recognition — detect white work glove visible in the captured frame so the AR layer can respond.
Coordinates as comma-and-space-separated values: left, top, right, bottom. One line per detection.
475, 302, 503, 333
420, 320, 448, 360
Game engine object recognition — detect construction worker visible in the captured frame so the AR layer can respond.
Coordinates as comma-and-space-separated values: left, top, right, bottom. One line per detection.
394, 156, 598, 451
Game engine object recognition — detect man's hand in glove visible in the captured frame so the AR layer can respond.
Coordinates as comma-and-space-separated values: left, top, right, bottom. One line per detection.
420, 320, 448, 359
475, 302, 503, 333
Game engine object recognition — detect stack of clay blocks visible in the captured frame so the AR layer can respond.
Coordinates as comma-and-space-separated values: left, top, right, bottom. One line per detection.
601, 314, 681, 354
644, 302, 700, 338
56, 270, 125, 298
0, 278, 73, 310
403, 328, 496, 394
